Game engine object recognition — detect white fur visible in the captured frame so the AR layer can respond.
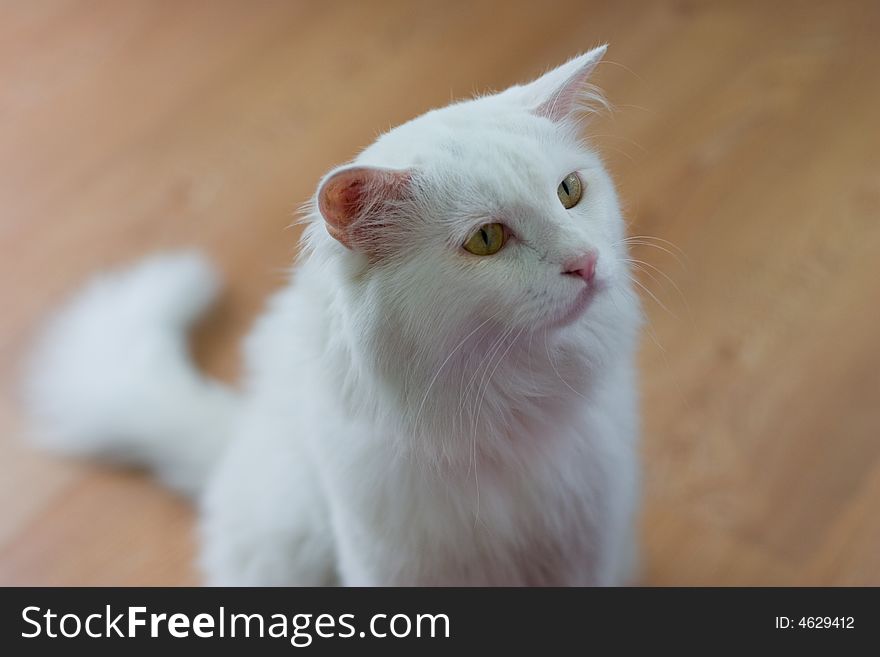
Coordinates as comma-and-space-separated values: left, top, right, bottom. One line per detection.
24, 252, 240, 497
25, 47, 642, 585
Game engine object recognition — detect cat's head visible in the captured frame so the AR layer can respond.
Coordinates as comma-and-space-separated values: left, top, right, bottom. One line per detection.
307, 46, 635, 358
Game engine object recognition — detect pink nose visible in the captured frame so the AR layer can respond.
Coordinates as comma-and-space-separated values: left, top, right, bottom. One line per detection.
563, 252, 598, 283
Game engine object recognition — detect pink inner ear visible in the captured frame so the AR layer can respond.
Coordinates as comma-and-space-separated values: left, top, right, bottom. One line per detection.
318, 166, 410, 250
319, 171, 367, 246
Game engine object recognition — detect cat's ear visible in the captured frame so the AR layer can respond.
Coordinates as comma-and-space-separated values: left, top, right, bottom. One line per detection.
317, 165, 412, 251
519, 45, 607, 122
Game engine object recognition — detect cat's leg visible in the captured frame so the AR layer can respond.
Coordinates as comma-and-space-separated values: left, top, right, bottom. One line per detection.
599, 446, 641, 586
197, 422, 337, 586
329, 526, 384, 586
611, 521, 640, 586
568, 507, 638, 586
593, 369, 641, 587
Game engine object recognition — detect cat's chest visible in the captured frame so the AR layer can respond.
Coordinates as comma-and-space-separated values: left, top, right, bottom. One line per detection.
417, 494, 601, 586
415, 533, 595, 586
339, 431, 613, 585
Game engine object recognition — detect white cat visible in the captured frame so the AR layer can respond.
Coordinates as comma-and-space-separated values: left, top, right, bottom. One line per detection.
25, 45, 642, 586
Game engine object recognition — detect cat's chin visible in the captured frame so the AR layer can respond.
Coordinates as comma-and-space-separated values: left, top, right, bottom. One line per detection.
545, 283, 602, 329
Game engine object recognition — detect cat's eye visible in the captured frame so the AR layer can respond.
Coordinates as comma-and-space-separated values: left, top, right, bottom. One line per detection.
557, 172, 583, 209
463, 223, 506, 256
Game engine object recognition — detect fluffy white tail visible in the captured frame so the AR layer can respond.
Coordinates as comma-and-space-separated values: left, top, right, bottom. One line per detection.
24, 251, 240, 498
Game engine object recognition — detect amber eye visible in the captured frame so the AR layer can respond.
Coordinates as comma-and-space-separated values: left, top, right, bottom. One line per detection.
557, 172, 583, 209
463, 223, 506, 256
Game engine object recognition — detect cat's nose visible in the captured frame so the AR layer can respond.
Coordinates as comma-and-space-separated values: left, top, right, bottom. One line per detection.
562, 252, 598, 284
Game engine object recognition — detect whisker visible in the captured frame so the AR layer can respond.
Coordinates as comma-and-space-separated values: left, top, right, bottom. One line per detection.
588, 133, 648, 154
626, 257, 691, 317
412, 310, 502, 433
630, 276, 679, 320
623, 235, 687, 260
639, 307, 668, 355
544, 331, 588, 400
470, 324, 517, 426
609, 286, 667, 354
464, 325, 514, 416
615, 103, 655, 115
461, 325, 514, 477
623, 240, 688, 269
628, 262, 669, 300
470, 325, 523, 526
598, 59, 645, 82
590, 142, 635, 162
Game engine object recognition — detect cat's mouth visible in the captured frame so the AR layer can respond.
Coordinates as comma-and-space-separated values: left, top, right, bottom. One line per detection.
547, 283, 601, 328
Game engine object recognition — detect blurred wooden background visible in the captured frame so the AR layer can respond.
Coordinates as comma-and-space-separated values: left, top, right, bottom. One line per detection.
1, 0, 879, 585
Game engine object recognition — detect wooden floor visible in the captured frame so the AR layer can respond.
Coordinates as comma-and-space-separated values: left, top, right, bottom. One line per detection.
2, 0, 879, 586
